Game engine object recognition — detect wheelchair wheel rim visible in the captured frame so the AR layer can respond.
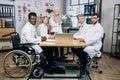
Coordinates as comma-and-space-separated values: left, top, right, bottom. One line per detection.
3, 50, 32, 78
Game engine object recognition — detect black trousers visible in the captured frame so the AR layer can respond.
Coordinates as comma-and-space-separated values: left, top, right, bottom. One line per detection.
52, 47, 64, 58
71, 47, 88, 70
42, 47, 55, 65
53, 47, 59, 57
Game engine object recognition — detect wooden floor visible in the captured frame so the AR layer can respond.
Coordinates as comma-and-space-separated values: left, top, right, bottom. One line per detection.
89, 53, 120, 80
0, 51, 120, 80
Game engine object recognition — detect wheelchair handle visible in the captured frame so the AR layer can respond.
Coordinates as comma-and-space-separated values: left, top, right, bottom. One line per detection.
2, 32, 18, 37
2, 33, 11, 37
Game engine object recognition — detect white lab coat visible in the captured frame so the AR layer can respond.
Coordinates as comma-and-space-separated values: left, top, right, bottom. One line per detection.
74, 23, 104, 59
20, 21, 43, 54
49, 16, 63, 33
74, 23, 89, 38
37, 23, 49, 38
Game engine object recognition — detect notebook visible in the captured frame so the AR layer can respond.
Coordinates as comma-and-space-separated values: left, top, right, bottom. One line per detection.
55, 33, 73, 44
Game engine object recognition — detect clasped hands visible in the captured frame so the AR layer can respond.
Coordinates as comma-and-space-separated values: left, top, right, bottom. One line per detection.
74, 38, 85, 43
41, 36, 47, 41
48, 34, 55, 39
41, 34, 55, 41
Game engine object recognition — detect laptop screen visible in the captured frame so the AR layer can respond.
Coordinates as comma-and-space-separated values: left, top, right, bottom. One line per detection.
55, 33, 73, 44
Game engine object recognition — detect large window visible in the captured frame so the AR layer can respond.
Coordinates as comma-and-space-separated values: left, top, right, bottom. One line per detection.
70, 0, 79, 6
70, 0, 94, 6
66, 0, 101, 27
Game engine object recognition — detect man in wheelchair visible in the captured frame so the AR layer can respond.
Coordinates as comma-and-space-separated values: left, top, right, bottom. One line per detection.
72, 13, 104, 78
20, 12, 43, 55
3, 12, 64, 78
20, 12, 60, 74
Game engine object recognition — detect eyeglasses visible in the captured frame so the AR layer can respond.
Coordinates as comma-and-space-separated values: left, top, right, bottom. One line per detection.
91, 17, 98, 19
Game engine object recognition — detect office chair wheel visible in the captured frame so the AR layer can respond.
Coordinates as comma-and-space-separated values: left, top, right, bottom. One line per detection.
99, 70, 102, 73
92, 65, 98, 68
3, 50, 32, 78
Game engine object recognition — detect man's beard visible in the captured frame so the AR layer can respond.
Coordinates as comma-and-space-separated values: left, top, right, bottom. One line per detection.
92, 21, 97, 25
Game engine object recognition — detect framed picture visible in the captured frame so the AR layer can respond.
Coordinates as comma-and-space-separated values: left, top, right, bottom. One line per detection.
70, 0, 79, 6
84, 5, 91, 15
90, 4, 96, 14
86, 18, 92, 24
84, 4, 96, 15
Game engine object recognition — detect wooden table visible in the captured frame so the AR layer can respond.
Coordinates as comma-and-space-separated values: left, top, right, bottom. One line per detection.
40, 39, 87, 47
40, 37, 87, 57
39, 39, 87, 78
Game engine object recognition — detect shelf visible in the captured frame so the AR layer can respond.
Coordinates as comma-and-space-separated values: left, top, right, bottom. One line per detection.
0, 46, 11, 50
111, 4, 120, 57
113, 31, 120, 33
0, 37, 11, 40
0, 28, 15, 40
0, 4, 15, 51
112, 51, 120, 58
115, 17, 120, 19
0, 4, 15, 28
0, 16, 14, 18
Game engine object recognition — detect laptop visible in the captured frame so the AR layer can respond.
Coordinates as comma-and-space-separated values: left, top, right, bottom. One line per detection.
55, 33, 73, 44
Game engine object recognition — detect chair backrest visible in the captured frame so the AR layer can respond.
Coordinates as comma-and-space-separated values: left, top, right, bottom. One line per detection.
10, 32, 36, 54
100, 33, 105, 52
11, 33, 20, 49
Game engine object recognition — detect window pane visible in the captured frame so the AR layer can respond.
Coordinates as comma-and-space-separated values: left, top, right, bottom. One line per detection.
80, 0, 88, 4
89, 0, 94, 3
70, 0, 79, 6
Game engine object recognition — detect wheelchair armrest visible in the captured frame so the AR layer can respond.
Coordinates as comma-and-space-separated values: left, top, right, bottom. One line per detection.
17, 43, 35, 47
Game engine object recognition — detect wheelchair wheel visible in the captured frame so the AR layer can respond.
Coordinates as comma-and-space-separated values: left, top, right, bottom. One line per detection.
33, 68, 43, 78
3, 50, 32, 78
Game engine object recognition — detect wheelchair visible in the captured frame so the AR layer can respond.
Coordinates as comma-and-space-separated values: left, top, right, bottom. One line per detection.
2, 32, 47, 78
